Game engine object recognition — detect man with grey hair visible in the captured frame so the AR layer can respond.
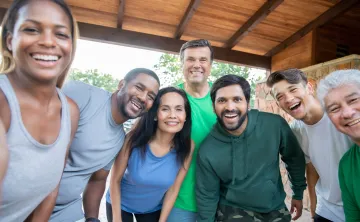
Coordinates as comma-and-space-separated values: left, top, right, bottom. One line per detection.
266, 68, 353, 222
317, 69, 360, 222
167, 39, 217, 222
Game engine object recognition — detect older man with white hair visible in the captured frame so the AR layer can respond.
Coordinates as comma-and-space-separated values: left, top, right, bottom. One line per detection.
317, 69, 360, 222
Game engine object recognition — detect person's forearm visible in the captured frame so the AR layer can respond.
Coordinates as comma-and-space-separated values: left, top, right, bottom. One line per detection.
25, 186, 59, 221
83, 179, 107, 218
308, 186, 317, 217
110, 181, 122, 222
306, 163, 319, 217
159, 187, 179, 222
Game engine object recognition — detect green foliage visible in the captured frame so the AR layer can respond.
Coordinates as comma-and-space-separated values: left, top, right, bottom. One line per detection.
153, 53, 264, 107
68, 69, 119, 92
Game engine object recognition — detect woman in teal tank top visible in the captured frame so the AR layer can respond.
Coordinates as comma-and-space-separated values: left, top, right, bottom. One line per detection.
108, 87, 194, 222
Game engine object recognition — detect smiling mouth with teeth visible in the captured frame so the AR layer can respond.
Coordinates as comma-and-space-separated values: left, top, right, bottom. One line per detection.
31, 54, 60, 62
289, 102, 301, 111
346, 118, 360, 127
224, 114, 238, 118
131, 100, 142, 110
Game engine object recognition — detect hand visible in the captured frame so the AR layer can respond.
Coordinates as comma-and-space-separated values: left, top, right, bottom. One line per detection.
290, 199, 303, 220
310, 203, 316, 219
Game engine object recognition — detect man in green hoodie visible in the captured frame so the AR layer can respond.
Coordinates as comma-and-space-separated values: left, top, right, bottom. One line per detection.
196, 74, 307, 222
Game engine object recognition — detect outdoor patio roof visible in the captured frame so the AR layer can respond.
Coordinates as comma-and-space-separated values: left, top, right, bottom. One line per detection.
0, 0, 359, 69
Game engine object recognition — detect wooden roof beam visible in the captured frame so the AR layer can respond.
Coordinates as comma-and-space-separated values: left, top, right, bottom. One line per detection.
265, 0, 359, 56
226, 0, 284, 49
0, 7, 270, 69
77, 22, 271, 69
117, 0, 125, 29
174, 0, 201, 39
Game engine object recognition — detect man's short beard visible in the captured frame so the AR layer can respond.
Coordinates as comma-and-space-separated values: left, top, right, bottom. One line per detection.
218, 110, 248, 132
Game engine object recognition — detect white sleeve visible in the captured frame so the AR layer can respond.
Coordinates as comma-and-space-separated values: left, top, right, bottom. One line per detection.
290, 120, 311, 164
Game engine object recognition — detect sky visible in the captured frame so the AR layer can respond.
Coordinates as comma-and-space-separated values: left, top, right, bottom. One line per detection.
72, 39, 266, 81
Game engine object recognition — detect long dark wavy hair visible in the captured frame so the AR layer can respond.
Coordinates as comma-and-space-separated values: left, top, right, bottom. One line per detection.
126, 87, 192, 167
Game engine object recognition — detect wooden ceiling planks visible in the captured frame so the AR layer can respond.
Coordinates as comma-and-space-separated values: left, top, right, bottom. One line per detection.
181, 0, 266, 47
225, 0, 284, 49
265, 0, 360, 56
0, 0, 358, 69
122, 0, 190, 38
235, 0, 340, 55
174, 0, 202, 39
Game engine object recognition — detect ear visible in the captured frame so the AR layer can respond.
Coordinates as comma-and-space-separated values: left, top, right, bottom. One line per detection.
118, 79, 125, 90
6, 32, 13, 52
306, 82, 314, 95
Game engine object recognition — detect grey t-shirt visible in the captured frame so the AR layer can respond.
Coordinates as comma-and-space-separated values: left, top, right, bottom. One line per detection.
0, 75, 70, 222
51, 81, 125, 222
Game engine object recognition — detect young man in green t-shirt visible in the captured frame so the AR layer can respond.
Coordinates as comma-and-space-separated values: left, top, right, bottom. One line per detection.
167, 39, 217, 222
317, 69, 360, 222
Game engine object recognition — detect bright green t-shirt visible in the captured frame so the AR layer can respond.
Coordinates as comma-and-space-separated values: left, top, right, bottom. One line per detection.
339, 143, 360, 222
175, 83, 217, 212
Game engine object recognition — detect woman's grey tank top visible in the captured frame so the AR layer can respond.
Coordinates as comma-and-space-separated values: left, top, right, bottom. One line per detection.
0, 75, 71, 222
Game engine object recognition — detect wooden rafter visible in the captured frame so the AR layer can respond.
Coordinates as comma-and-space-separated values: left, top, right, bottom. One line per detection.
117, 0, 125, 29
226, 0, 284, 49
265, 0, 359, 56
0, 7, 270, 69
174, 0, 201, 39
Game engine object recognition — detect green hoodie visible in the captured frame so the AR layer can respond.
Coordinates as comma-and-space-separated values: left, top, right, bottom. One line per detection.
196, 110, 306, 221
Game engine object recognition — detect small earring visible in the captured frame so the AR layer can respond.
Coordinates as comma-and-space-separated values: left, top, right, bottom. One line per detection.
154, 118, 157, 121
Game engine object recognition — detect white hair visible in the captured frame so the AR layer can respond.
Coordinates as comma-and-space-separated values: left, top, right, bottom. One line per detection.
317, 69, 360, 108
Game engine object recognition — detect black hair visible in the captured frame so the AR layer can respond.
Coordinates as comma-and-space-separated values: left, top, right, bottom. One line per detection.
179, 39, 214, 63
210, 74, 251, 103
123, 68, 160, 86
126, 87, 192, 167
266, 68, 308, 88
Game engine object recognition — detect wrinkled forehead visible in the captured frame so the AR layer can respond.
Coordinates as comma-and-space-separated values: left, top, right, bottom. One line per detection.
325, 83, 360, 106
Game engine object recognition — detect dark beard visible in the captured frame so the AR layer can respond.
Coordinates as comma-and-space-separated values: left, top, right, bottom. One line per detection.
218, 109, 248, 132
118, 95, 145, 119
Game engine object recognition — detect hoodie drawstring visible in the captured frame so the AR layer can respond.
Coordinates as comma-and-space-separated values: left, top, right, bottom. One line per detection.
231, 138, 236, 185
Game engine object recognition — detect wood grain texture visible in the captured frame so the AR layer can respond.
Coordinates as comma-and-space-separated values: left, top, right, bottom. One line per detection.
225, 0, 284, 49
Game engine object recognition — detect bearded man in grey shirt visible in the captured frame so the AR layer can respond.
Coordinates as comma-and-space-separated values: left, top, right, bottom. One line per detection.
50, 68, 160, 222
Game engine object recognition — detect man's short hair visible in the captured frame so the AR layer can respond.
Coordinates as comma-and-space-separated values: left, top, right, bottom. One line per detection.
317, 69, 360, 108
179, 39, 214, 63
266, 68, 308, 88
124, 68, 160, 85
210, 74, 251, 104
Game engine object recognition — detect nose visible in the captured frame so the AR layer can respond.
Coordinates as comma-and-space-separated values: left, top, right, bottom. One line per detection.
225, 101, 236, 111
341, 105, 355, 119
137, 91, 147, 103
284, 93, 294, 104
169, 109, 176, 118
39, 30, 56, 48
193, 59, 201, 68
